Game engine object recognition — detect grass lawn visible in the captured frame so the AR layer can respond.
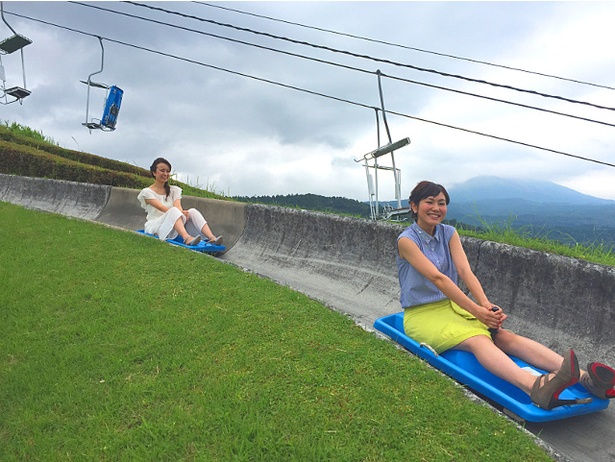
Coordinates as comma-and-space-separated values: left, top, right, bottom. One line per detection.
0, 202, 552, 461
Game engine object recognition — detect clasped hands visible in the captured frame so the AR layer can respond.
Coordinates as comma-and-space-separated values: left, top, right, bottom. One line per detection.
480, 303, 507, 330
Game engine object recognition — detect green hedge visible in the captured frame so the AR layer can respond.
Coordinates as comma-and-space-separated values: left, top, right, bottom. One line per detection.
0, 140, 153, 188
0, 132, 226, 200
0, 126, 151, 178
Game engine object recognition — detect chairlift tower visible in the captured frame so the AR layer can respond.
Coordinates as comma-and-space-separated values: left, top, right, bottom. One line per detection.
0, 1, 32, 104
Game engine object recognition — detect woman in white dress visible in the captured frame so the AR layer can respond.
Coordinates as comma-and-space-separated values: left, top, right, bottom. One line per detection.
137, 157, 222, 246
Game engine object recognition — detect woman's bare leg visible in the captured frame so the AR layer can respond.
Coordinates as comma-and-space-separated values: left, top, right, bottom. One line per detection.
454, 335, 538, 394
200, 223, 217, 241
173, 216, 197, 242
493, 329, 564, 373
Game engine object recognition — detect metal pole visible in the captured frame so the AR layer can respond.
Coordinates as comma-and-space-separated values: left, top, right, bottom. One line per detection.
377, 70, 402, 209
0, 2, 17, 36
19, 47, 25, 88
85, 37, 105, 127
374, 108, 380, 219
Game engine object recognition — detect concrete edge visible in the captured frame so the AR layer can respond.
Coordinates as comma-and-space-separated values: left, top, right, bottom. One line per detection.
0, 173, 111, 220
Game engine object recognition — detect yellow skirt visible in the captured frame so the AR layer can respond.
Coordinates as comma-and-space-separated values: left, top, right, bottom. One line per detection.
403, 299, 492, 354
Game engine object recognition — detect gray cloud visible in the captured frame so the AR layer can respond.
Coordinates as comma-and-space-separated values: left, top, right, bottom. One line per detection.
3, 1, 615, 201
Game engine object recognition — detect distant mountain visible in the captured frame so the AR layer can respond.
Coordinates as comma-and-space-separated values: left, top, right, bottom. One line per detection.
386, 176, 615, 247
445, 176, 615, 226
448, 176, 612, 206
234, 177, 615, 247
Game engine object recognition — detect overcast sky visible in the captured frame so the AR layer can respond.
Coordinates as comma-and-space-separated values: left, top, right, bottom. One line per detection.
2, 1, 615, 201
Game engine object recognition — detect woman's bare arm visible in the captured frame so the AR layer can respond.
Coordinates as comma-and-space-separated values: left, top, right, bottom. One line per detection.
398, 236, 503, 328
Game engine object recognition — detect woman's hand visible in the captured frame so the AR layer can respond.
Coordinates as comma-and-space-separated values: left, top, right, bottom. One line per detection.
476, 305, 507, 330
182, 209, 189, 219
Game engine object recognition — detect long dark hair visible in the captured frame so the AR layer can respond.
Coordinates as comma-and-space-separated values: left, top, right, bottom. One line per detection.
409, 180, 450, 221
149, 157, 172, 198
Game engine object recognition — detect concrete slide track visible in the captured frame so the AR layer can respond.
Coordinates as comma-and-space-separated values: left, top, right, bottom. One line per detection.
2, 174, 614, 462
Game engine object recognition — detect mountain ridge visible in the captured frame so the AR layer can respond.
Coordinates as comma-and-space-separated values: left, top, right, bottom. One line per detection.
447, 175, 613, 205
385, 176, 615, 247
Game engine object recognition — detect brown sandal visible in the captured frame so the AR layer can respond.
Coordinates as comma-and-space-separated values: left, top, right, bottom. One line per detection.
581, 362, 615, 400
530, 349, 585, 410
209, 236, 223, 245
184, 235, 201, 246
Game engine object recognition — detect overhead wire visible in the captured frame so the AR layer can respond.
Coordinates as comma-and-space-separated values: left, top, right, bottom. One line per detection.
68, 1, 615, 130
125, 1, 615, 113
194, 1, 615, 93
6, 9, 615, 170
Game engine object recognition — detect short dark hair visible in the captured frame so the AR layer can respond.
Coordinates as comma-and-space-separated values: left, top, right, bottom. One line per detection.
409, 181, 450, 221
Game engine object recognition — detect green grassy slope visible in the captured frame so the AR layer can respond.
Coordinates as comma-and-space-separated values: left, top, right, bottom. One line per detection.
0, 202, 552, 461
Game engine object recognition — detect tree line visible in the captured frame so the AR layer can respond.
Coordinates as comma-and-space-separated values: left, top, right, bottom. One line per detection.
233, 193, 371, 218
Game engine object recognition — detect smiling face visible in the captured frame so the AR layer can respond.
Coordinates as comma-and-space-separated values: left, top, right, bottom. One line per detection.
411, 192, 448, 235
152, 161, 171, 184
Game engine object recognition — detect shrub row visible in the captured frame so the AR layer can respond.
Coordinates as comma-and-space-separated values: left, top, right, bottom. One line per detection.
0, 138, 225, 200
0, 141, 152, 189
0, 126, 151, 178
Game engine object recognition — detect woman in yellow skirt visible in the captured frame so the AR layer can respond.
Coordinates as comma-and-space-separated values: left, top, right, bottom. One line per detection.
397, 181, 615, 409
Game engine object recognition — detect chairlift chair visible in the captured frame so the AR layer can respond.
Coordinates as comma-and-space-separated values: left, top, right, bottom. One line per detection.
0, 1, 32, 104
81, 37, 123, 132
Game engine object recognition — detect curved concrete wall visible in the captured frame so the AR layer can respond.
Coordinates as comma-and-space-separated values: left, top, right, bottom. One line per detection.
220, 205, 404, 326
221, 204, 615, 366
2, 173, 614, 364
0, 174, 110, 220
463, 239, 615, 364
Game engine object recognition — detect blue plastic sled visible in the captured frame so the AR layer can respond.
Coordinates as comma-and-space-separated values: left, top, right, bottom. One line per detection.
374, 311, 610, 422
137, 230, 226, 254
101, 85, 123, 130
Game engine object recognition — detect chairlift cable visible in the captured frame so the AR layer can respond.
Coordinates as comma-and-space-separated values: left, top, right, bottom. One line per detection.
124, 1, 615, 113
193, 1, 615, 92
59, 3, 615, 129
5, 9, 615, 169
